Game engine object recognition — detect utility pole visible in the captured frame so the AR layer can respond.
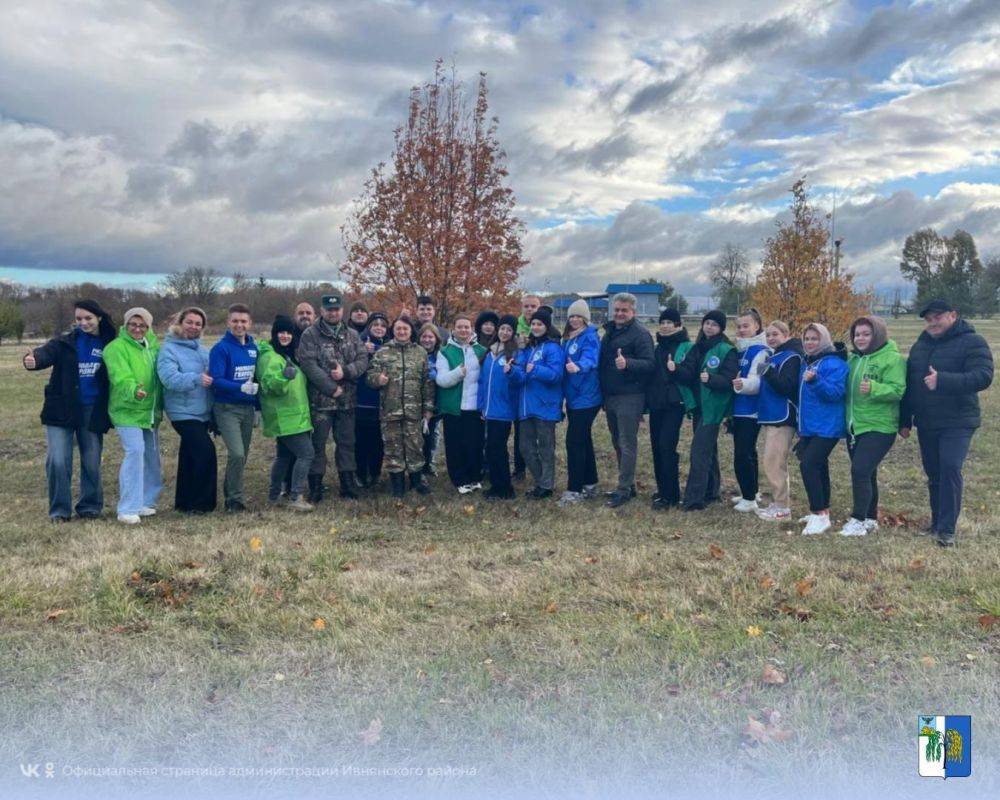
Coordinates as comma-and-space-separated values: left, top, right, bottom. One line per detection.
833, 238, 843, 279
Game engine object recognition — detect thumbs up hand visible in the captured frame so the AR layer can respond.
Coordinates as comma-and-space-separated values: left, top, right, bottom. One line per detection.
503, 358, 512, 374
700, 370, 709, 384
615, 348, 626, 370
526, 360, 534, 373
330, 361, 344, 381
859, 376, 871, 395
666, 353, 676, 373
201, 372, 213, 387
732, 377, 744, 392
924, 364, 938, 391
135, 383, 147, 400
377, 371, 389, 386
803, 369, 817, 382
565, 358, 580, 374
22, 349, 36, 370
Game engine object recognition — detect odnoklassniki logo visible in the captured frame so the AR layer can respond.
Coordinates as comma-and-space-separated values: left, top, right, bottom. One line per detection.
918, 715, 971, 778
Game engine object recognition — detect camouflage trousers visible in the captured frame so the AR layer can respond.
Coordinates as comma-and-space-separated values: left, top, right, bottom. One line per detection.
381, 417, 425, 474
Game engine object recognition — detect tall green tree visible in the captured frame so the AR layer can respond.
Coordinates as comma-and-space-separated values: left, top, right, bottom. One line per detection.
899, 228, 982, 314
709, 243, 752, 314
638, 277, 688, 313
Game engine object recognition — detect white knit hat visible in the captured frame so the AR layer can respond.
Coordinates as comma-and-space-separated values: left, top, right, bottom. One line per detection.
567, 299, 591, 323
123, 307, 153, 328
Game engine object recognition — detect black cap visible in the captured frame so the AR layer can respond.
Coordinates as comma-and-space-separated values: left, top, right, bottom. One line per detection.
498, 313, 518, 331
531, 307, 553, 328
701, 309, 727, 331
321, 293, 343, 309
919, 298, 954, 317
659, 308, 682, 325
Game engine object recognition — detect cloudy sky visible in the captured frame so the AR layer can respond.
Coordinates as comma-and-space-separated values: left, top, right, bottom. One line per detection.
1, 0, 998, 298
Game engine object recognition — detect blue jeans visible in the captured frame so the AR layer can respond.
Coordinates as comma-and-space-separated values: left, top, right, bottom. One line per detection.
116, 427, 163, 516
45, 405, 104, 520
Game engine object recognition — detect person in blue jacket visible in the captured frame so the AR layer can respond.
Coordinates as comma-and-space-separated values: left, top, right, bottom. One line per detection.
729, 308, 769, 512
559, 299, 601, 507
795, 322, 849, 535
509, 307, 564, 499
209, 303, 260, 512
355, 311, 388, 489
157, 306, 216, 513
478, 314, 519, 500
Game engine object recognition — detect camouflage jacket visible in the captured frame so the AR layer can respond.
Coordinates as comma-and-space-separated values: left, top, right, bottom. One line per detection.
296, 318, 368, 411
365, 340, 435, 421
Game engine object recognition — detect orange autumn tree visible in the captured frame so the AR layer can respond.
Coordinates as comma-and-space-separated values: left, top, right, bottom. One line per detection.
341, 62, 527, 322
753, 178, 868, 337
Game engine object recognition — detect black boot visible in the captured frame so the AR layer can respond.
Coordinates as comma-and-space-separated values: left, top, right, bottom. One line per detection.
339, 471, 360, 499
390, 472, 406, 498
307, 474, 324, 504
409, 471, 431, 495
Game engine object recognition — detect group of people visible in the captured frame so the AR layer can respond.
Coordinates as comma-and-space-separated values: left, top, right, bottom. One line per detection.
24, 290, 993, 548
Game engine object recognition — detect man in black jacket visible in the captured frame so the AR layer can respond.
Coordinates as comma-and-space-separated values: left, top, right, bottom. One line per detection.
900, 299, 994, 547
598, 292, 655, 507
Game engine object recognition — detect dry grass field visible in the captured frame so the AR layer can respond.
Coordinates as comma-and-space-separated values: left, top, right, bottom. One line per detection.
1, 316, 998, 798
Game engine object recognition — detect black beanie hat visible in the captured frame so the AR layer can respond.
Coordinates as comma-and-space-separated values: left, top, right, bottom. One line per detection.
701, 309, 727, 331
659, 308, 682, 325
498, 313, 518, 331
270, 314, 300, 360
531, 307, 553, 328
475, 310, 500, 333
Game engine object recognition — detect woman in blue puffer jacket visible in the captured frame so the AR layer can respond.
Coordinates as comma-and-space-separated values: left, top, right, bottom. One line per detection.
156, 307, 216, 513
509, 308, 564, 499
477, 314, 519, 499
559, 299, 602, 506
796, 322, 849, 536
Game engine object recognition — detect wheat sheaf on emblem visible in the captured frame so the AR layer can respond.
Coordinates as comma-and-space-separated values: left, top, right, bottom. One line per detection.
945, 729, 964, 765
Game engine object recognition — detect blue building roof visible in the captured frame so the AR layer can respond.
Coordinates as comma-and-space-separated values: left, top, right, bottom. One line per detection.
606, 283, 662, 295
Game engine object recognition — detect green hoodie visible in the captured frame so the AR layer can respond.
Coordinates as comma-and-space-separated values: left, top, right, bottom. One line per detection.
846, 339, 906, 437
103, 327, 162, 429
255, 341, 312, 438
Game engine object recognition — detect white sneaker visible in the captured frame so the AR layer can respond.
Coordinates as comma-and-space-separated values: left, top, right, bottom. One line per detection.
839, 517, 868, 537
467, 482, 482, 492
756, 504, 791, 521
558, 491, 583, 507
457, 484, 474, 494
582, 483, 599, 499
138, 507, 157, 517
863, 518, 879, 532
730, 493, 743, 503
117, 514, 141, 525
733, 498, 759, 513
802, 513, 831, 535
798, 514, 811, 523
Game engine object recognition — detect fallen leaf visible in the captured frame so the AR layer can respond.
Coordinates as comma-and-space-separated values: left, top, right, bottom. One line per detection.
778, 603, 812, 622
709, 544, 725, 560
761, 664, 787, 685
423, 545, 436, 555
583, 555, 599, 564
795, 577, 815, 597
543, 601, 559, 614
274, 672, 285, 681
328, 526, 338, 536
978, 614, 998, 630
182, 560, 203, 569
635, 612, 650, 623
665, 684, 681, 696
463, 505, 476, 515
359, 718, 382, 746
920, 656, 937, 668
671, 531, 683, 540
759, 576, 776, 590
312, 617, 326, 631
746, 625, 763, 638
340, 562, 355, 572
742, 714, 794, 745
413, 506, 427, 515
45, 609, 67, 622
249, 536, 262, 552
907, 558, 926, 573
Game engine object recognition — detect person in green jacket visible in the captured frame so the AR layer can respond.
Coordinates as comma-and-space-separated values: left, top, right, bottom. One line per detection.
102, 307, 163, 524
257, 316, 314, 512
839, 314, 906, 537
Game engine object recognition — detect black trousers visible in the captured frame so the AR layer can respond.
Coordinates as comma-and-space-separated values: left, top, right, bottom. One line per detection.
355, 415, 384, 483
846, 431, 895, 520
796, 436, 839, 512
512, 419, 526, 474
650, 405, 685, 505
917, 427, 975, 536
683, 413, 721, 508
422, 415, 441, 470
485, 419, 514, 496
443, 411, 485, 487
565, 405, 600, 492
170, 420, 217, 513
731, 416, 761, 501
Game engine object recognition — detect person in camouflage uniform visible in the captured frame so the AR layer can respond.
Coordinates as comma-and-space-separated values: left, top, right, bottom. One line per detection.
296, 292, 369, 501
366, 315, 435, 497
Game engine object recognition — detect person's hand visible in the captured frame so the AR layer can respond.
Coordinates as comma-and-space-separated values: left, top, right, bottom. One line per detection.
526, 361, 534, 373
566, 358, 580, 374
700, 371, 709, 384
615, 348, 626, 370
924, 365, 938, 391
732, 377, 743, 391
282, 364, 298, 380
22, 350, 35, 370
458, 365, 466, 378
666, 353, 676, 372
377, 371, 389, 386
365, 341, 375, 353
240, 380, 259, 396
859, 377, 871, 395
330, 361, 344, 381
332, 384, 344, 398
135, 384, 147, 400
803, 369, 816, 382
423, 411, 432, 421
503, 359, 512, 374
898, 427, 911, 439
200, 372, 213, 387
